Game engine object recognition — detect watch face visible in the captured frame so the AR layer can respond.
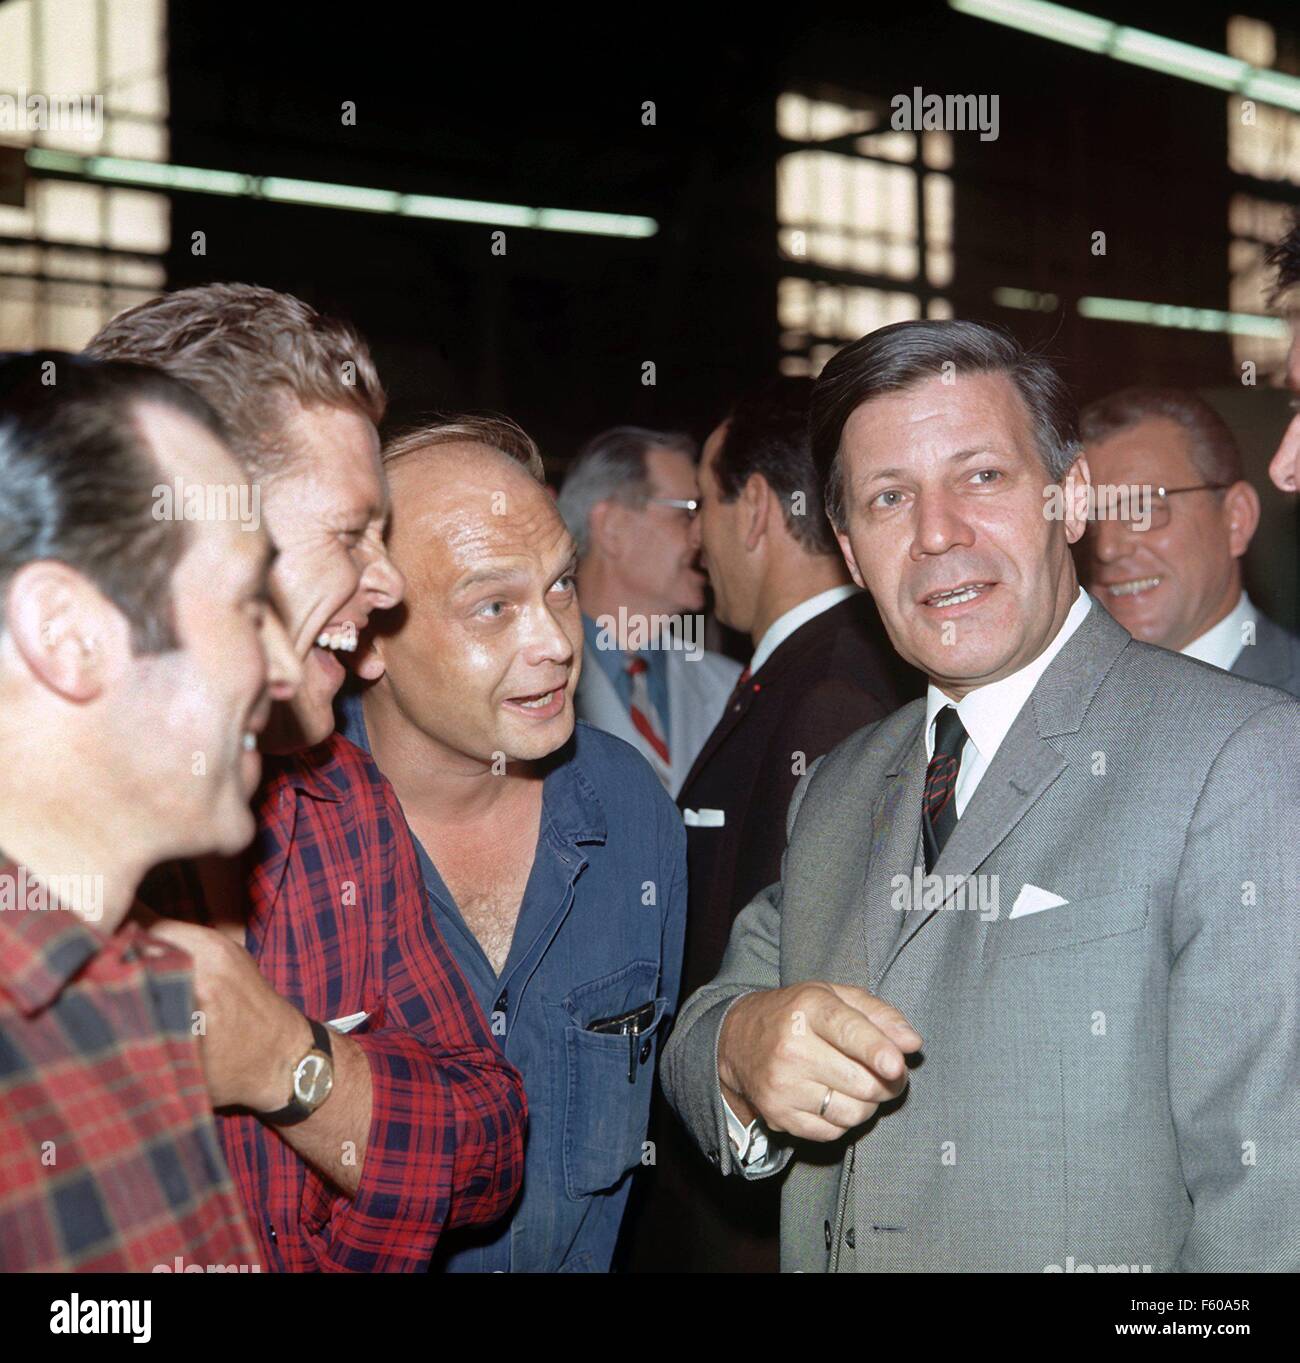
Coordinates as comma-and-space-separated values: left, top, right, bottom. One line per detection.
294, 1052, 333, 1107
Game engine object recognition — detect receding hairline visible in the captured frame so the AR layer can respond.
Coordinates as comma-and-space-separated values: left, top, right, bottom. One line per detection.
384, 437, 549, 496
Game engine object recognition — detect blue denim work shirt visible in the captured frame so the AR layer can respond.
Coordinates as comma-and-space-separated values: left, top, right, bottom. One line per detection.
337, 695, 687, 1272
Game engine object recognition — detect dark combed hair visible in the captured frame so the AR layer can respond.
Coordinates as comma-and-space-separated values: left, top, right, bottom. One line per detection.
713, 376, 838, 556
1267, 209, 1300, 308
0, 351, 227, 653
1079, 385, 1243, 486
810, 319, 1080, 529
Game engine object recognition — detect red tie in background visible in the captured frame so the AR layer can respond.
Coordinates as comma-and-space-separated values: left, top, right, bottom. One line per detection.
626, 655, 672, 787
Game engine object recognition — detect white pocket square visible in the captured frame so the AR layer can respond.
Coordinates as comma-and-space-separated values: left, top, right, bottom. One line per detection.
1008, 884, 1069, 919
683, 808, 725, 828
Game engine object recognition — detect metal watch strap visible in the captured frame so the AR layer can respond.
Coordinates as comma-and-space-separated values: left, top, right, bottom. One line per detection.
256, 1016, 333, 1127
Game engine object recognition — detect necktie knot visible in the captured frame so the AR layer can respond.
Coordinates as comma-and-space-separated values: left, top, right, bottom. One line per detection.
932, 704, 967, 762
625, 655, 648, 678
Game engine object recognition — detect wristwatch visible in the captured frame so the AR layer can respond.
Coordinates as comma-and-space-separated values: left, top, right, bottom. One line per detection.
257, 1017, 334, 1126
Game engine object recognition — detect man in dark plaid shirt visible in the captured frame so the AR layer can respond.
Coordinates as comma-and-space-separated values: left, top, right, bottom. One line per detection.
148, 733, 528, 1271
0, 354, 299, 1270
95, 285, 528, 1270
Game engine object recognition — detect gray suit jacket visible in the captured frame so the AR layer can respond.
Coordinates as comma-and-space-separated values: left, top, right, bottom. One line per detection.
574, 644, 741, 798
662, 603, 1300, 1272
1231, 611, 1300, 699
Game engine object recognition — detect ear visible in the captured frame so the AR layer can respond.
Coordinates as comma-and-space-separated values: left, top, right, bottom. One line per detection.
4, 562, 131, 702
1223, 479, 1261, 559
1061, 454, 1093, 546
834, 525, 867, 590
741, 473, 771, 552
586, 500, 626, 561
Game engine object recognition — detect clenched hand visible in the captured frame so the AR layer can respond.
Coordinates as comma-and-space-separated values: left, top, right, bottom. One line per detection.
718, 982, 922, 1141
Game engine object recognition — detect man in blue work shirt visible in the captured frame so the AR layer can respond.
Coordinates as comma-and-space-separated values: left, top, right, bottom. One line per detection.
337, 414, 686, 1272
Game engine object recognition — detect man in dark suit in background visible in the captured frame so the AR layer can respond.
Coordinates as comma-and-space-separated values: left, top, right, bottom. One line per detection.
626, 378, 918, 1272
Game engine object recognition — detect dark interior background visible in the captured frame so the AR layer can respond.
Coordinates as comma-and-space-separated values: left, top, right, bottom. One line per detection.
159, 0, 1299, 624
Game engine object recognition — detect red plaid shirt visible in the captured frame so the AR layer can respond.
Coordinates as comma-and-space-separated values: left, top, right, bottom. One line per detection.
0, 866, 259, 1272
146, 733, 527, 1272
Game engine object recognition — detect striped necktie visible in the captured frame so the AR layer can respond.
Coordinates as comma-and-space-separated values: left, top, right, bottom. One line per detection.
923, 705, 967, 873
626, 655, 672, 787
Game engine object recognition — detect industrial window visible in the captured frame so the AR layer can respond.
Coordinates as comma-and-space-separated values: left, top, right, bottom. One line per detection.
776, 90, 953, 377
1226, 15, 1299, 374
0, 0, 168, 349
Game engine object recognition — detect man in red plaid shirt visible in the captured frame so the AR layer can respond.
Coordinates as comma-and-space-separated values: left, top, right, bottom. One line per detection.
0, 353, 300, 1270
91, 286, 527, 1271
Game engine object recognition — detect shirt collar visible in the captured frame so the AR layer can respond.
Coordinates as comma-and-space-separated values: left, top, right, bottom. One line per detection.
336, 687, 607, 847
748, 584, 860, 677
1180, 592, 1257, 672
0, 861, 114, 1014
925, 587, 1092, 762
541, 727, 609, 847
262, 732, 354, 804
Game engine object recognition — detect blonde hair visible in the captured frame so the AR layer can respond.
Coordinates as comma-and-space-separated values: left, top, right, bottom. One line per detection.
86, 282, 385, 477
382, 413, 545, 484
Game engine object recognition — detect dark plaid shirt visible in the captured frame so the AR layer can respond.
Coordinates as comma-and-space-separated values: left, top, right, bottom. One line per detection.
148, 734, 528, 1272
0, 868, 259, 1271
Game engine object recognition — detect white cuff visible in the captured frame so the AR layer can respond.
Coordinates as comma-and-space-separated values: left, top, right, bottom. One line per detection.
722, 1091, 780, 1176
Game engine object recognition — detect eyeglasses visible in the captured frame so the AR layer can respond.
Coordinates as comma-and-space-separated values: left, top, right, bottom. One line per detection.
646, 496, 700, 520
1090, 482, 1233, 533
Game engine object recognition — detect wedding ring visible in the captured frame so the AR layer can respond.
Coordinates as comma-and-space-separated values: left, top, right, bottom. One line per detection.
818, 1086, 834, 1118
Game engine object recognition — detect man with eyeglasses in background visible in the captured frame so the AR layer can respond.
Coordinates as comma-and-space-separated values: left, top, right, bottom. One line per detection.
559, 427, 741, 795
1078, 386, 1300, 697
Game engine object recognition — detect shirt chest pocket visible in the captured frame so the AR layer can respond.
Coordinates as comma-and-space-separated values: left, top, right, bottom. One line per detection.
560, 960, 667, 1201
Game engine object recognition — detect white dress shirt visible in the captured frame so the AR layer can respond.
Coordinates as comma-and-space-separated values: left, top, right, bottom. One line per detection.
747, 584, 860, 678
1180, 591, 1257, 673
923, 586, 1092, 817
723, 587, 1094, 1173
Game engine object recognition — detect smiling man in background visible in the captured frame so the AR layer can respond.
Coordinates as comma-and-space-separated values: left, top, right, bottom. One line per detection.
1078, 386, 1300, 697
88, 287, 527, 1271
337, 415, 686, 1272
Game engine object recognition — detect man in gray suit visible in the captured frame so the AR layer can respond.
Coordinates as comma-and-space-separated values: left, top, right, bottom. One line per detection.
1078, 385, 1300, 698
662, 319, 1300, 1273
559, 426, 741, 795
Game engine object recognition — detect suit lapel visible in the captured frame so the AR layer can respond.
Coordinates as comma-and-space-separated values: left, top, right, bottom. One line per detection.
1232, 614, 1288, 689
862, 721, 928, 984
576, 659, 639, 749
677, 677, 752, 801
665, 650, 692, 793
678, 605, 847, 800
878, 710, 1067, 982
871, 599, 1131, 985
